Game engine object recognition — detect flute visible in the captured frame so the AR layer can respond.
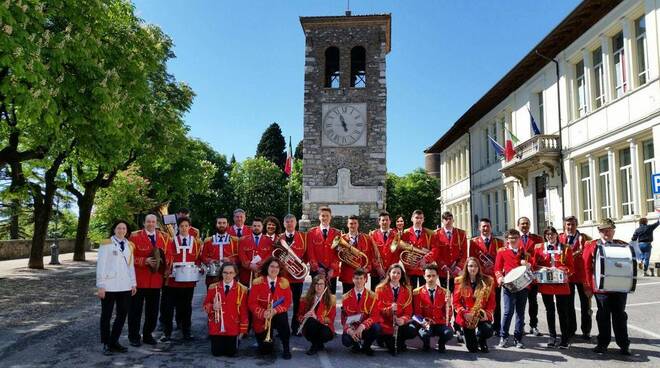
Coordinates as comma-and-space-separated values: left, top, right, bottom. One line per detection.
297, 286, 328, 335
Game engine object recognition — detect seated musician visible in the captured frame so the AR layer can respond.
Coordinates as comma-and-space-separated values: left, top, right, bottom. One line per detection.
375, 263, 417, 355
412, 264, 453, 352
341, 268, 381, 356
531, 227, 573, 349
203, 263, 248, 357
453, 257, 495, 353
248, 257, 293, 360
296, 275, 335, 355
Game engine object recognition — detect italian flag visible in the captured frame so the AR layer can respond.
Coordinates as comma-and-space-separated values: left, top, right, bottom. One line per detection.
284, 137, 293, 176
504, 126, 519, 162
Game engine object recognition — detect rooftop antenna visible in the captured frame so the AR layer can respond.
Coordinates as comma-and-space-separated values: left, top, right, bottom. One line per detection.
346, 0, 351, 16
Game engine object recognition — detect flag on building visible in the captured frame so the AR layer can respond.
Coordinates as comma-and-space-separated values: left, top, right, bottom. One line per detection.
504, 129, 516, 162
488, 135, 505, 157
284, 136, 293, 176
528, 107, 542, 135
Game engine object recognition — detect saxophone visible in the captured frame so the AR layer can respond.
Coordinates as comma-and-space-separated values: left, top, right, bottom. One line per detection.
466, 279, 491, 329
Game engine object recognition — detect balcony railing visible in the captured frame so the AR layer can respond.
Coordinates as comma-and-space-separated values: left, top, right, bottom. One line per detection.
500, 134, 560, 185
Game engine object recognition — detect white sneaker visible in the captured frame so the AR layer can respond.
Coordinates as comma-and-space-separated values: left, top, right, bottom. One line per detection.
497, 337, 509, 348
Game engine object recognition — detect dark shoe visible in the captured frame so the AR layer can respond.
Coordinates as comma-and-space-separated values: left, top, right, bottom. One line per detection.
376, 337, 386, 348
530, 327, 542, 336
363, 346, 375, 356
159, 335, 171, 343
109, 343, 128, 353
102, 344, 113, 356
456, 332, 465, 344
437, 344, 446, 353
546, 337, 557, 348
514, 339, 525, 349
479, 341, 489, 353
282, 350, 292, 360
422, 342, 431, 351
350, 345, 361, 354
129, 339, 141, 347
142, 335, 157, 345
559, 341, 569, 349
182, 333, 194, 341
593, 345, 607, 354
581, 334, 591, 341
620, 347, 631, 356
306, 344, 319, 356
398, 343, 408, 353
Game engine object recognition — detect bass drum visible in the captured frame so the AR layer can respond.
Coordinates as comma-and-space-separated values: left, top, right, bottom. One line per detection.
594, 244, 637, 293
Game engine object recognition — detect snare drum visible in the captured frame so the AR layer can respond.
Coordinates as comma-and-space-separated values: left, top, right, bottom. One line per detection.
503, 266, 534, 292
534, 267, 567, 284
594, 243, 636, 293
173, 262, 201, 282
204, 262, 222, 277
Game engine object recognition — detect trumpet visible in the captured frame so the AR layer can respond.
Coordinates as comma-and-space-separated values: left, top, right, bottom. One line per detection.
331, 235, 369, 269
273, 239, 309, 280
213, 285, 225, 333
264, 295, 274, 343
390, 236, 429, 268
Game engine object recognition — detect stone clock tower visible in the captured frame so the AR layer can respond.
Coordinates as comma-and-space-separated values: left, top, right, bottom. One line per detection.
299, 13, 391, 227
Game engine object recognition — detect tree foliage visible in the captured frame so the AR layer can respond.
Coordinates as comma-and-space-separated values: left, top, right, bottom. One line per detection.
255, 122, 286, 169
386, 169, 440, 226
229, 157, 287, 221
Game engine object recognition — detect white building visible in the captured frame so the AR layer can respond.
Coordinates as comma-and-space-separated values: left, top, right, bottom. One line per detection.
425, 0, 660, 264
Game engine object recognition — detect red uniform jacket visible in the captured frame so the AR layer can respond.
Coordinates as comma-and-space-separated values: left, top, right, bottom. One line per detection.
277, 231, 308, 284
494, 247, 531, 287
559, 231, 588, 283
400, 227, 435, 277
238, 233, 274, 285
465, 236, 504, 277
376, 284, 413, 335
341, 288, 380, 332
203, 281, 249, 336
227, 224, 252, 237
530, 242, 573, 295
369, 228, 398, 274
518, 232, 544, 254
413, 285, 450, 325
422, 229, 457, 278
248, 276, 292, 333
583, 238, 628, 294
296, 295, 337, 333
307, 226, 341, 277
201, 233, 239, 267
166, 235, 203, 288
453, 276, 496, 328
339, 233, 373, 284
129, 229, 170, 289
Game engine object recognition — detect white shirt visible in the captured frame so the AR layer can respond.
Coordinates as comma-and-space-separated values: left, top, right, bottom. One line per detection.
96, 238, 136, 291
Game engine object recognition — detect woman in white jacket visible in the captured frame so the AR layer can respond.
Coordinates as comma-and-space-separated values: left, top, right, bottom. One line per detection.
97, 220, 137, 355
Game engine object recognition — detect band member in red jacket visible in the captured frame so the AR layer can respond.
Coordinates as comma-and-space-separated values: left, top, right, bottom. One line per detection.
369, 211, 396, 291
412, 264, 453, 352
248, 257, 293, 360
279, 214, 308, 335
559, 215, 592, 340
400, 210, 435, 288
583, 218, 631, 356
202, 216, 238, 286
307, 206, 340, 294
238, 217, 273, 286
376, 263, 416, 355
203, 263, 248, 357
339, 215, 372, 293
453, 257, 496, 353
341, 268, 382, 356
128, 214, 170, 347
430, 211, 467, 285
531, 227, 573, 349
228, 208, 252, 238
161, 217, 202, 342
517, 216, 544, 336
494, 229, 530, 349
174, 208, 199, 238
296, 275, 336, 355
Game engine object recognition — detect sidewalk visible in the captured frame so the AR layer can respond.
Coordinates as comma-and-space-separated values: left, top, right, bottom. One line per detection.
0, 251, 98, 278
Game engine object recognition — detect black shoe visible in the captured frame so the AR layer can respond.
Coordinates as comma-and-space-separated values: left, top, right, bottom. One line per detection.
306, 344, 319, 356
546, 337, 557, 348
593, 345, 607, 354
318, 343, 325, 351
456, 333, 465, 344
350, 345, 361, 354
422, 342, 431, 352
143, 335, 157, 345
620, 347, 631, 356
109, 343, 128, 353
437, 344, 446, 353
479, 341, 489, 353
376, 337, 386, 348
159, 335, 171, 343
581, 334, 591, 341
559, 341, 569, 349
282, 350, 292, 360
363, 347, 375, 356
398, 344, 407, 353
182, 333, 194, 341
102, 344, 113, 356
129, 339, 141, 347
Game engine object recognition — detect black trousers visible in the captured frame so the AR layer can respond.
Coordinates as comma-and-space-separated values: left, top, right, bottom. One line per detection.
159, 285, 181, 328
128, 288, 160, 341
595, 293, 630, 349
310, 271, 337, 294
417, 324, 453, 347
541, 293, 571, 341
527, 284, 539, 329
161, 286, 194, 336
256, 312, 290, 353
210, 335, 238, 357
342, 282, 354, 294
301, 318, 334, 346
439, 277, 461, 333
493, 286, 502, 335
342, 323, 381, 350
100, 291, 131, 345
568, 282, 592, 337
383, 324, 417, 351
463, 321, 493, 353
290, 282, 304, 334
370, 274, 382, 292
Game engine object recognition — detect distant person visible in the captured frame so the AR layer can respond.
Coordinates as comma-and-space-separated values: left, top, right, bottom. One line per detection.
631, 217, 660, 276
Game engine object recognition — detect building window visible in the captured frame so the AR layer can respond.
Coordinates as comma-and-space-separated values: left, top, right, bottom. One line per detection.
580, 162, 593, 222
598, 155, 612, 219
503, 189, 509, 230
350, 46, 366, 88
619, 147, 634, 216
494, 191, 500, 234
491, 123, 498, 163
324, 47, 340, 88
592, 47, 606, 108
643, 139, 655, 213
486, 193, 492, 221
536, 92, 544, 133
575, 60, 587, 117
484, 128, 491, 166
634, 16, 648, 86
612, 32, 627, 98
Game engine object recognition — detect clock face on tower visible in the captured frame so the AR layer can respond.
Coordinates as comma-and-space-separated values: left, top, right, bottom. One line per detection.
321, 103, 367, 147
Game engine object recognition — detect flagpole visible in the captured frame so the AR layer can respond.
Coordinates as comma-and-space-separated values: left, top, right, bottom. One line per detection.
288, 136, 292, 214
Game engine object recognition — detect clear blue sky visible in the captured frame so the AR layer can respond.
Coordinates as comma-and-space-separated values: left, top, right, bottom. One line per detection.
133, 0, 579, 175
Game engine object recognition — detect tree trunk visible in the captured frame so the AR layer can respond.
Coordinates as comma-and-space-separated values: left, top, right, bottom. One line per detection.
73, 189, 97, 261
9, 198, 20, 239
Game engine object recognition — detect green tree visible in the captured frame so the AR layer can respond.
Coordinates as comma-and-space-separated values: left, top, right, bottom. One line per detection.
229, 157, 287, 221
286, 159, 303, 218
386, 169, 441, 227
255, 122, 286, 169
294, 140, 303, 160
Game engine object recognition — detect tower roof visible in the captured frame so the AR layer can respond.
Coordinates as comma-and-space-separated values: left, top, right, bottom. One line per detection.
299, 13, 392, 53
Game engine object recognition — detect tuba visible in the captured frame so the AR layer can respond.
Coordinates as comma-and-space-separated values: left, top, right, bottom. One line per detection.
272, 239, 309, 280
331, 235, 369, 269
390, 234, 429, 268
